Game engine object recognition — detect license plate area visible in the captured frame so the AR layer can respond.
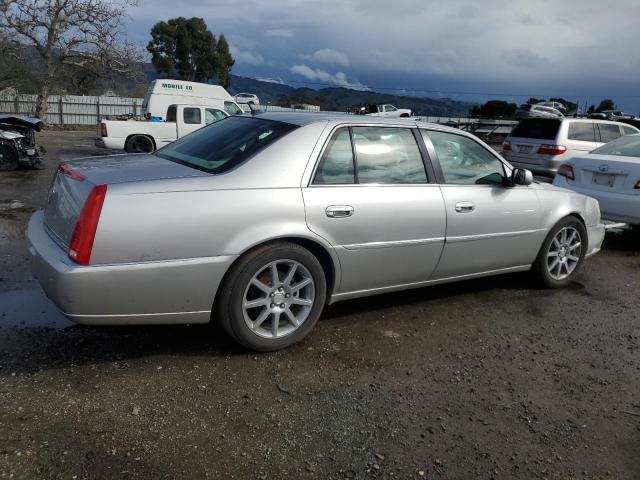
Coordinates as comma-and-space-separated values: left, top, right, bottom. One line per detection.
516, 145, 533, 154
592, 172, 615, 187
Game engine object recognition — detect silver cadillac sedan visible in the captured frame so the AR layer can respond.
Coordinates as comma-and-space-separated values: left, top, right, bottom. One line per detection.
27, 113, 605, 351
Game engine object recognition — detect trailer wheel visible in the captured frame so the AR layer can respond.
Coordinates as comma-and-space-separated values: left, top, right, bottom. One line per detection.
0, 142, 19, 171
125, 135, 155, 153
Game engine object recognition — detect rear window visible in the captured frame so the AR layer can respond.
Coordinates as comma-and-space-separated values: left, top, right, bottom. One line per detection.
510, 119, 560, 140
598, 123, 622, 143
155, 116, 298, 174
591, 134, 640, 157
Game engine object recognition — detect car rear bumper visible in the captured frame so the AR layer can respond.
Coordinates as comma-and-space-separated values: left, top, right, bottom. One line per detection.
586, 223, 605, 257
505, 153, 565, 177
26, 211, 237, 325
553, 177, 640, 224
95, 137, 126, 150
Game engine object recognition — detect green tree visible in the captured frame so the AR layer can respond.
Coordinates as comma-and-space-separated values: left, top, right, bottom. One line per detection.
215, 34, 234, 89
595, 99, 615, 112
469, 100, 518, 118
147, 17, 223, 83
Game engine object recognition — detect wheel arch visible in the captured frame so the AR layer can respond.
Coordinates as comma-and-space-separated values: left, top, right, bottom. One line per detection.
211, 235, 340, 320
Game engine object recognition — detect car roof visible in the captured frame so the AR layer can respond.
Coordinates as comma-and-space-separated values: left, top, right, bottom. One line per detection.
251, 111, 464, 133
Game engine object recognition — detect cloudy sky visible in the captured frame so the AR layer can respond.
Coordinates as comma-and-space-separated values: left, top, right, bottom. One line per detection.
127, 0, 640, 111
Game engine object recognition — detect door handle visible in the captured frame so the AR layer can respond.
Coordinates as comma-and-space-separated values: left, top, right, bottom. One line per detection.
326, 205, 354, 218
455, 202, 475, 213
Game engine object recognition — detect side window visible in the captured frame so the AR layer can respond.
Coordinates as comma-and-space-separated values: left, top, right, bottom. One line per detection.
183, 107, 201, 125
313, 129, 355, 185
568, 122, 596, 141
352, 127, 427, 184
205, 108, 226, 125
425, 130, 506, 185
622, 125, 638, 135
598, 123, 622, 143
224, 101, 243, 115
166, 105, 177, 122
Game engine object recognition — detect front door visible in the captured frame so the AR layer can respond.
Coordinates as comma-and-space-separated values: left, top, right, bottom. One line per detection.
422, 130, 543, 279
303, 126, 446, 294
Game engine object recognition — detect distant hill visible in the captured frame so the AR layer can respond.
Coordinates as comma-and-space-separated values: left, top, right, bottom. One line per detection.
227, 76, 475, 116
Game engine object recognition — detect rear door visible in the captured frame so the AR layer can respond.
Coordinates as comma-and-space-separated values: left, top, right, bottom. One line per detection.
423, 129, 543, 279
564, 121, 599, 157
303, 125, 446, 294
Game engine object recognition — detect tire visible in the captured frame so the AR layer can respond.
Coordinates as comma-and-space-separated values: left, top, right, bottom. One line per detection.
0, 142, 19, 171
125, 135, 155, 153
215, 242, 327, 352
531, 217, 587, 288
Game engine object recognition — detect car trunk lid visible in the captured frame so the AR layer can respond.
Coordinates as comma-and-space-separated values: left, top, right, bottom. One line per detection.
43, 154, 208, 248
568, 154, 640, 194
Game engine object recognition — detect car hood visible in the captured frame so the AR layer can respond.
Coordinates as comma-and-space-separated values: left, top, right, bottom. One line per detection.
63, 153, 210, 185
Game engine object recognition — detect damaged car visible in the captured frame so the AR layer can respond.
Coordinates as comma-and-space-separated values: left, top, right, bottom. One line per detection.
0, 115, 44, 171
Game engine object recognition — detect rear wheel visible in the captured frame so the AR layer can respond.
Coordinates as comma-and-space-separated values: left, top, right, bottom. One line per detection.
532, 217, 587, 288
215, 242, 326, 352
125, 135, 155, 153
0, 142, 19, 171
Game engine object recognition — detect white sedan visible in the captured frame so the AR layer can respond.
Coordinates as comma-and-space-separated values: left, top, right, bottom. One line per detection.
234, 93, 260, 106
553, 134, 640, 226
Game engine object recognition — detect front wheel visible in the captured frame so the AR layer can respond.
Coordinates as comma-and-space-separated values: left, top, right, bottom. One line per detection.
531, 217, 587, 288
215, 242, 327, 352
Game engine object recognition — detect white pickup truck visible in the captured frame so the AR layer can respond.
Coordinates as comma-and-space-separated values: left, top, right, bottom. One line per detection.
95, 104, 228, 153
366, 104, 412, 118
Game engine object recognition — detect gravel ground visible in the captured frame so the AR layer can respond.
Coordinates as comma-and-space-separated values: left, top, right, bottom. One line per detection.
0, 131, 639, 480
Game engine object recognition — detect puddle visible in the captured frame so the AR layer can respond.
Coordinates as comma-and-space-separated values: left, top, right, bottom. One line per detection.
0, 287, 74, 329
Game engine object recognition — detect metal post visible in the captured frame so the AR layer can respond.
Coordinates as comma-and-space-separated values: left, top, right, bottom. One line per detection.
132, 100, 137, 117
96, 97, 100, 124
14, 94, 19, 114
59, 97, 64, 125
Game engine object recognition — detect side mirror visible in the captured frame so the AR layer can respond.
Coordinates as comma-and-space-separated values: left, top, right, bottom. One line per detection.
511, 167, 533, 186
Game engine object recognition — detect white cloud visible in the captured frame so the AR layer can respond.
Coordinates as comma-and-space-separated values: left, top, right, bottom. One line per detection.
256, 77, 285, 84
303, 48, 349, 67
266, 28, 293, 38
290, 64, 368, 90
230, 45, 264, 65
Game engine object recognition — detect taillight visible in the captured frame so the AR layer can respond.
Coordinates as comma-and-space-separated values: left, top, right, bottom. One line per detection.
502, 141, 512, 151
68, 184, 107, 265
537, 144, 567, 155
634, 180, 640, 189
557, 164, 575, 180
58, 161, 86, 181
100, 122, 108, 137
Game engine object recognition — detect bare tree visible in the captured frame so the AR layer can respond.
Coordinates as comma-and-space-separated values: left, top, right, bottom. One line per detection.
0, 0, 142, 120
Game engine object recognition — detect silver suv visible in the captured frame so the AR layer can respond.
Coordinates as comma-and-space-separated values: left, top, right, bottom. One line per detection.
502, 118, 640, 177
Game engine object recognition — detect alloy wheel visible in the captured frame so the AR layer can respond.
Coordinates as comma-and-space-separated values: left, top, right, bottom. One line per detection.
547, 226, 582, 280
242, 259, 315, 339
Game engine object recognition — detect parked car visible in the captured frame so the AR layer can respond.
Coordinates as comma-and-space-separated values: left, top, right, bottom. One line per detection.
95, 104, 228, 153
0, 115, 44, 171
553, 134, 640, 226
27, 113, 604, 351
502, 118, 640, 176
141, 79, 243, 121
536, 101, 567, 112
515, 104, 564, 120
366, 104, 412, 117
234, 93, 260, 106
588, 111, 635, 120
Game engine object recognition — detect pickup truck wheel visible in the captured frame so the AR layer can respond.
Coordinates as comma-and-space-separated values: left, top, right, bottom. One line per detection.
0, 142, 19, 171
125, 135, 155, 153
215, 242, 326, 352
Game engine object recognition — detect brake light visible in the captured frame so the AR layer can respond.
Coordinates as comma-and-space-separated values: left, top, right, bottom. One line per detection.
100, 122, 108, 137
68, 184, 107, 265
634, 180, 640, 189
502, 141, 512, 151
557, 164, 575, 180
58, 161, 86, 181
537, 144, 567, 155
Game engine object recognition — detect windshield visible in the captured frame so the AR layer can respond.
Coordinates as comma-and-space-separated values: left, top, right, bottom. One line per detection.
155, 116, 298, 174
224, 101, 243, 115
591, 134, 640, 158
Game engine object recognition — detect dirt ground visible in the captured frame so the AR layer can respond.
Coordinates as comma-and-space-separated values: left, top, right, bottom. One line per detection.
0, 131, 639, 480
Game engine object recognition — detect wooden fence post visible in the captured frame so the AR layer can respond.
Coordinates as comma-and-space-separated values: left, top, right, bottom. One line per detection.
14, 94, 19, 114
58, 97, 64, 125
96, 97, 100, 124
